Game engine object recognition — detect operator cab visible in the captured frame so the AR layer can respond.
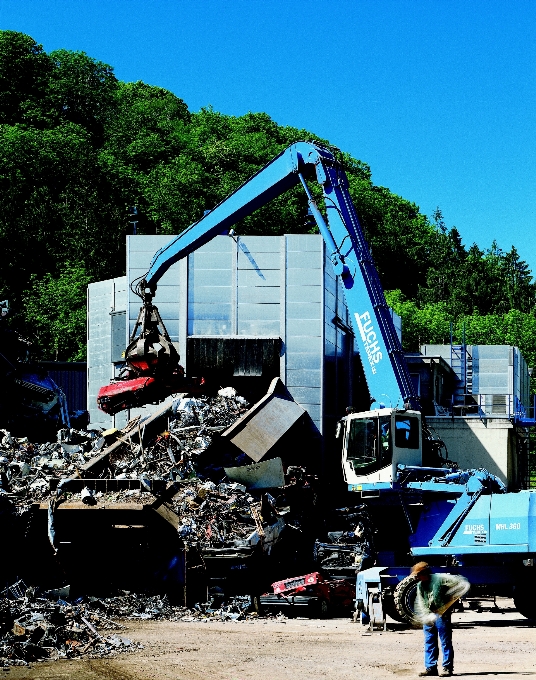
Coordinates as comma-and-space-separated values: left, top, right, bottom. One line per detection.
340, 408, 422, 485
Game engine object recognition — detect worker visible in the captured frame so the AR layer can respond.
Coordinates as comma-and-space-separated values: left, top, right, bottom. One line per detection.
412, 561, 469, 677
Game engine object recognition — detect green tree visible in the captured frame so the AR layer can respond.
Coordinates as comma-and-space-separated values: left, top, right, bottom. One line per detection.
47, 49, 118, 140
100, 81, 194, 234
385, 290, 451, 350
347, 180, 440, 298
22, 263, 91, 360
0, 123, 125, 307
501, 246, 535, 313
0, 29, 534, 375
0, 31, 52, 126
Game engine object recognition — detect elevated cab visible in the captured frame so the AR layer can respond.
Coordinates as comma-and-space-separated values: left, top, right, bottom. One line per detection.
341, 408, 422, 485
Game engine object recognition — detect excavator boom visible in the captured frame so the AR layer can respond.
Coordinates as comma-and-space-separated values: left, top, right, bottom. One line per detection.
98, 142, 418, 414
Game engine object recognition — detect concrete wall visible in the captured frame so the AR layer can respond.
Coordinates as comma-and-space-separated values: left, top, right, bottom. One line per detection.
428, 417, 516, 488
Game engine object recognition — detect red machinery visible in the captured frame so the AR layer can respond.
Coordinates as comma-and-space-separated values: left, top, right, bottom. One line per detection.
97, 288, 203, 415
260, 571, 355, 618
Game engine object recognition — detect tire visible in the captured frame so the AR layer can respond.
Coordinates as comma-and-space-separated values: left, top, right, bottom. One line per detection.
393, 575, 419, 624
513, 573, 536, 620
382, 591, 407, 623
309, 597, 330, 619
319, 598, 330, 618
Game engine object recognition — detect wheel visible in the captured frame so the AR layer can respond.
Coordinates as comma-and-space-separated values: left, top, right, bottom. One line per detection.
393, 575, 419, 623
382, 590, 407, 623
513, 572, 536, 620
309, 597, 330, 619
318, 598, 330, 619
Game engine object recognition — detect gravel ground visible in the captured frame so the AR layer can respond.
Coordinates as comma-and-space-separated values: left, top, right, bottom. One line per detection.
4, 599, 536, 680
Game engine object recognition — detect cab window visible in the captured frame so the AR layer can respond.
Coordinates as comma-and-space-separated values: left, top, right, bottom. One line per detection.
394, 416, 419, 449
346, 415, 392, 473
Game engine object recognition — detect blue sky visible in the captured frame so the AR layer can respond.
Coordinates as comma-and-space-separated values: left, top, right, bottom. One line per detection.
1, 0, 535, 276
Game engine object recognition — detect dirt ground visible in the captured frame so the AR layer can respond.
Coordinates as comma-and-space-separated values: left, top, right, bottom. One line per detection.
5, 599, 536, 680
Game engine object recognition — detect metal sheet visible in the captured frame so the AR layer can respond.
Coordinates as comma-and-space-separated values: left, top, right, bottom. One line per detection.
287, 251, 322, 269
286, 302, 322, 319
237, 320, 281, 335
286, 285, 322, 303
224, 457, 285, 489
490, 492, 530, 545
286, 234, 323, 252
286, 368, 322, 387
221, 377, 305, 462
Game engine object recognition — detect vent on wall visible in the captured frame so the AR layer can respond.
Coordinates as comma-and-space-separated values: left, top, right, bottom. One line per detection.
491, 394, 507, 414
111, 311, 127, 363
186, 337, 282, 378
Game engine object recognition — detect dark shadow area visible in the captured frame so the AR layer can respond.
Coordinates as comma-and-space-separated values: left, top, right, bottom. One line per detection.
454, 619, 536, 629
455, 673, 535, 676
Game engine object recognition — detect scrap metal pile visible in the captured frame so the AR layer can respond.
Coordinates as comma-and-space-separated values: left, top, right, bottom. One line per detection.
313, 505, 376, 577
169, 478, 284, 553
0, 388, 252, 507
105, 389, 252, 484
0, 384, 325, 670
0, 387, 296, 563
0, 583, 264, 667
83, 591, 256, 622
0, 581, 140, 667
0, 428, 102, 505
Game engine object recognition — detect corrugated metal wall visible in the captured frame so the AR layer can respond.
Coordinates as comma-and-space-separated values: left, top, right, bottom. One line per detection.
87, 235, 360, 433
126, 234, 329, 432
87, 276, 128, 430
285, 235, 324, 429
421, 343, 530, 415
323, 245, 356, 433
88, 240, 532, 433
88, 234, 364, 432
472, 345, 512, 395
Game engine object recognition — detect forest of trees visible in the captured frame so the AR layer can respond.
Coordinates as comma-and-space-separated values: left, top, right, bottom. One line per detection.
1, 30, 535, 373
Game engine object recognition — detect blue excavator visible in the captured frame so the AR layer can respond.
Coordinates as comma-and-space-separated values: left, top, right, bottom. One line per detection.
97, 141, 536, 621
97, 141, 417, 416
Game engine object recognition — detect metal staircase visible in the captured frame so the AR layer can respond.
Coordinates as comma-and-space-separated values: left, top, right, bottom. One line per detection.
450, 340, 473, 407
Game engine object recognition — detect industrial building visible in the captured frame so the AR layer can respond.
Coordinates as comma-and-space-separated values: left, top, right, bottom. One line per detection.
87, 234, 533, 489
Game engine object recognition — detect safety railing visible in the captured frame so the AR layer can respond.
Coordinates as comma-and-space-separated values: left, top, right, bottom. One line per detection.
513, 394, 536, 426
445, 394, 517, 419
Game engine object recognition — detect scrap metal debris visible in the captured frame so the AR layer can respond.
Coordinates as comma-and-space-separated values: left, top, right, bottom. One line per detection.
0, 385, 326, 669
104, 390, 251, 484
313, 505, 376, 577
0, 427, 102, 504
168, 478, 285, 554
0, 388, 295, 560
0, 581, 141, 667
85, 591, 258, 622
0, 584, 268, 666
0, 388, 252, 508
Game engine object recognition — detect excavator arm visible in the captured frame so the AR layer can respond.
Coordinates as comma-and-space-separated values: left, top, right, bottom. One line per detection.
98, 142, 418, 415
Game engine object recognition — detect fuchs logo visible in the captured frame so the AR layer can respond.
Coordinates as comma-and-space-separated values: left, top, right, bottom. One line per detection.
355, 312, 383, 374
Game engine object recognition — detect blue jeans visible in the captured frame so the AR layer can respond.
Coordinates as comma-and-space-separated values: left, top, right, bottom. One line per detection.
423, 612, 453, 671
